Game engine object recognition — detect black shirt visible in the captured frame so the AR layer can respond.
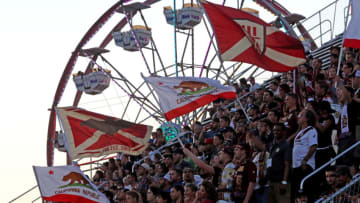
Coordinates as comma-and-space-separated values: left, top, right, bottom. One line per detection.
318, 115, 335, 148
267, 139, 292, 182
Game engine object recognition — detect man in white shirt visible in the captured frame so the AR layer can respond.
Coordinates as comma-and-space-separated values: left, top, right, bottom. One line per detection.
291, 109, 318, 202
249, 76, 260, 92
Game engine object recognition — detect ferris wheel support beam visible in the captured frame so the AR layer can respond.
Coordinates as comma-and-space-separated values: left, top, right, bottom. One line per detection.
180, 30, 192, 77
99, 55, 162, 114
138, 10, 169, 77
47, 0, 130, 166
200, 12, 230, 81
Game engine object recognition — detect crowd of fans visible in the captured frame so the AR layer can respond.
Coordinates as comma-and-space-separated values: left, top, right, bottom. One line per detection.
90, 46, 360, 203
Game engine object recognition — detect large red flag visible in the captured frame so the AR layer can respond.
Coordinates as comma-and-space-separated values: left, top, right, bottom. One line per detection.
201, 1, 306, 72
343, 0, 360, 49
56, 107, 152, 160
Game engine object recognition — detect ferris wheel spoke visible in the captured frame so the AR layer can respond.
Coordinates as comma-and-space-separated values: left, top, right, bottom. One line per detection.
232, 65, 254, 81
138, 10, 169, 77
179, 30, 192, 77
100, 55, 162, 113
201, 14, 231, 81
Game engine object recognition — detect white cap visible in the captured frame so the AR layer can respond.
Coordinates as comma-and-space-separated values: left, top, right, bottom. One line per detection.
140, 163, 151, 171
355, 70, 360, 77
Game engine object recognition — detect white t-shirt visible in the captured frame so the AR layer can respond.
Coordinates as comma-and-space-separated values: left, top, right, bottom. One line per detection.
293, 126, 318, 169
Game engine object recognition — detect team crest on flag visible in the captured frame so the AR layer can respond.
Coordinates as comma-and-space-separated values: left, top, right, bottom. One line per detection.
201, 0, 306, 72
33, 165, 109, 203
56, 107, 152, 160
143, 76, 236, 121
234, 19, 265, 54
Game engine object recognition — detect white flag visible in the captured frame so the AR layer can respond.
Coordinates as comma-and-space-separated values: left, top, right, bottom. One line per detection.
33, 165, 109, 203
343, 0, 360, 49
143, 76, 236, 120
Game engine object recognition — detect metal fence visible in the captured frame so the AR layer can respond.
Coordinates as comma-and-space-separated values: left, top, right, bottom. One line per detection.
316, 175, 360, 203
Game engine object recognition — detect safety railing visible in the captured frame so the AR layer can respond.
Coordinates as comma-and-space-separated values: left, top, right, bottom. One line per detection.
300, 141, 360, 192
293, 0, 350, 48
8, 185, 40, 203
315, 174, 360, 203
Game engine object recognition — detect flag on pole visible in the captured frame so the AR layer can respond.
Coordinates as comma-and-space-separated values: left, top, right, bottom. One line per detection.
33, 165, 109, 203
201, 1, 306, 72
56, 107, 152, 160
143, 76, 236, 120
343, 0, 360, 49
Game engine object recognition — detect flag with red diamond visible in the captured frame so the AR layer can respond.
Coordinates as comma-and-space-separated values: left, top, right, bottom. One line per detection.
201, 0, 306, 72
33, 165, 109, 203
56, 107, 152, 160
143, 76, 236, 120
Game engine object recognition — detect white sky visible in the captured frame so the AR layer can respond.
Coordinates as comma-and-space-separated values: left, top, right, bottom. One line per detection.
0, 0, 347, 202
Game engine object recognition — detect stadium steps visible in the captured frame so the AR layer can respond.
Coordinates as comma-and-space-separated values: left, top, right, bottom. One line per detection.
309, 33, 343, 70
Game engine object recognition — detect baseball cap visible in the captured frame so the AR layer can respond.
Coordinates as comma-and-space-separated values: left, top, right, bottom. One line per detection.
140, 163, 151, 171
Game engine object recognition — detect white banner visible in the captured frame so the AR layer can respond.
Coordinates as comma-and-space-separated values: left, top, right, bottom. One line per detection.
144, 76, 236, 120
33, 165, 109, 203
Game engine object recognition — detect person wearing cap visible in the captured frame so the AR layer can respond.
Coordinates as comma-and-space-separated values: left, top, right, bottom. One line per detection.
136, 163, 151, 197
335, 75, 360, 166
247, 104, 260, 121
158, 175, 171, 193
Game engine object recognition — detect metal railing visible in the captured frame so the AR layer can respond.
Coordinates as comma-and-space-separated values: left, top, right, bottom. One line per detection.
315, 174, 360, 203
8, 185, 40, 203
293, 0, 350, 48
300, 141, 360, 191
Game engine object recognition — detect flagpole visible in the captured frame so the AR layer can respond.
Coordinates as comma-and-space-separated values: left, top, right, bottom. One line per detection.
336, 0, 352, 77
198, 0, 227, 78
173, 0, 178, 77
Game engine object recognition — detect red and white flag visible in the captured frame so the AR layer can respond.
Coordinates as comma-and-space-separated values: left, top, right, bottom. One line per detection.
56, 107, 152, 160
201, 1, 306, 72
144, 76, 236, 120
343, 0, 360, 49
33, 165, 109, 203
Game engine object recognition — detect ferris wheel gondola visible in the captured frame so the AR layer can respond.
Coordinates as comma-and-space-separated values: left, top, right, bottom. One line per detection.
47, 0, 315, 166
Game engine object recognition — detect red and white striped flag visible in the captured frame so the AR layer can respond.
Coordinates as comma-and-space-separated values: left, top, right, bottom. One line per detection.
33, 165, 109, 203
201, 1, 306, 72
343, 0, 360, 49
144, 76, 236, 120
56, 107, 152, 160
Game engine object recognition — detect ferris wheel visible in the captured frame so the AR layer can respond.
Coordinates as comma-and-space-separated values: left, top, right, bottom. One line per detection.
47, 0, 314, 166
